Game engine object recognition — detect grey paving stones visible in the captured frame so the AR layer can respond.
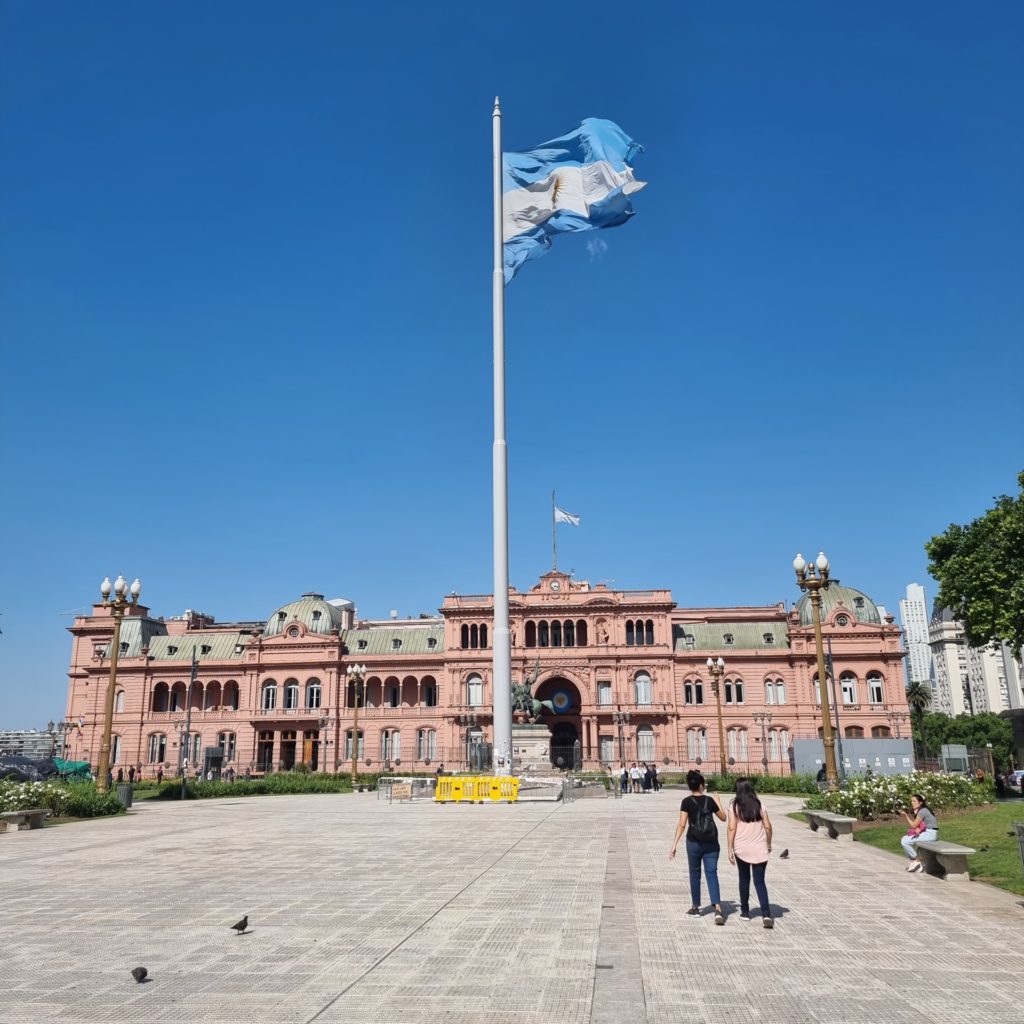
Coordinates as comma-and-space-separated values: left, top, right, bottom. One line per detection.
0, 791, 1022, 1023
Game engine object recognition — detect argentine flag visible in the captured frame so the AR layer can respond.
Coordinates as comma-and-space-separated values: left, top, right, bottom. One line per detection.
503, 118, 645, 284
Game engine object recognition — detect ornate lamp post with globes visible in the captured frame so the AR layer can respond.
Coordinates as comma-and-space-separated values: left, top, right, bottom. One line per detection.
793, 552, 839, 789
345, 663, 367, 784
752, 710, 772, 773
706, 657, 728, 778
96, 574, 141, 792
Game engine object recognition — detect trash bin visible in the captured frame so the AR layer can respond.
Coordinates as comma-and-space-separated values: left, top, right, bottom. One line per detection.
1014, 823, 1024, 874
115, 783, 134, 809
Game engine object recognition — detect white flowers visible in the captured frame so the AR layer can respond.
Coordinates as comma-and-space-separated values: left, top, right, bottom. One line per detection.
0, 780, 69, 815
814, 770, 984, 819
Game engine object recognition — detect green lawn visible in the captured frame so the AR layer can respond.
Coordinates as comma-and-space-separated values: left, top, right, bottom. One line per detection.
854, 801, 1024, 896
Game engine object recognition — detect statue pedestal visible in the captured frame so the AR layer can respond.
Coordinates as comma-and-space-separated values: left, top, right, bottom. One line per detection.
512, 723, 552, 773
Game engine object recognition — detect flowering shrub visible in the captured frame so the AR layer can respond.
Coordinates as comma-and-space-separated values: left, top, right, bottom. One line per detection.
804, 771, 987, 819
0, 780, 124, 819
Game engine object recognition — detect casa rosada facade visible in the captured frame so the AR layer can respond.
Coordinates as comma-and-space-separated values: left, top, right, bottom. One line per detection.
64, 571, 911, 777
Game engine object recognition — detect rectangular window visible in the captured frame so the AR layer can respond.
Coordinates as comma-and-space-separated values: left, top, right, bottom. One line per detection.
597, 681, 612, 705
468, 678, 483, 706
388, 686, 400, 708
345, 731, 364, 759
599, 735, 614, 763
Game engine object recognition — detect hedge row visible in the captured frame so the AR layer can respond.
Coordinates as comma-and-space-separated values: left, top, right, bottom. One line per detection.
0, 780, 125, 818
154, 770, 368, 800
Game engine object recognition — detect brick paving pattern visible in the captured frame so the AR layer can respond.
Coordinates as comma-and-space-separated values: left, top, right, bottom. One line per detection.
1, 790, 1022, 1023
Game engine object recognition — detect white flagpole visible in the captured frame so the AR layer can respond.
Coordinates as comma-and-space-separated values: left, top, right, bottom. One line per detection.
552, 490, 557, 572
491, 97, 512, 775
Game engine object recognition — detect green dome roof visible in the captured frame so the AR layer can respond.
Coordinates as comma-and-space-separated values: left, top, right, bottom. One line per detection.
265, 594, 346, 637
796, 581, 881, 626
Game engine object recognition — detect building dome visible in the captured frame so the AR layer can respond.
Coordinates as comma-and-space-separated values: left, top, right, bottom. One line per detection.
796, 581, 881, 626
264, 593, 347, 637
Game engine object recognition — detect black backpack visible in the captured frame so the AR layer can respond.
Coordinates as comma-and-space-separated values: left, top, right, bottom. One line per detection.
689, 796, 717, 843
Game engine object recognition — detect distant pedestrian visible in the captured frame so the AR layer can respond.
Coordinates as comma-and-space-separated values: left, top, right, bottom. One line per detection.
669, 769, 727, 924
651, 764, 660, 792
901, 793, 938, 872
128, 766, 136, 784
157, 767, 164, 785
116, 767, 124, 783
727, 778, 774, 928
107, 770, 113, 789
995, 771, 1005, 798
816, 765, 827, 785
435, 763, 445, 777
642, 764, 653, 793
630, 763, 641, 793
619, 763, 628, 795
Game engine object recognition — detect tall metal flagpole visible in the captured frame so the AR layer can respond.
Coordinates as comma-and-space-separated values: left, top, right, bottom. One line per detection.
491, 97, 512, 775
552, 491, 557, 571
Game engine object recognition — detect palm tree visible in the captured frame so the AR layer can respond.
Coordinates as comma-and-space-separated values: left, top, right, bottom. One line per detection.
905, 681, 933, 758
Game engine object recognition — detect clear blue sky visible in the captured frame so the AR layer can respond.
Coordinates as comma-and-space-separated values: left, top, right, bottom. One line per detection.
2, 2, 1022, 727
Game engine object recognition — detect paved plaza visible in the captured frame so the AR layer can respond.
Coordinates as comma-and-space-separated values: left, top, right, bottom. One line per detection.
2, 789, 1023, 1024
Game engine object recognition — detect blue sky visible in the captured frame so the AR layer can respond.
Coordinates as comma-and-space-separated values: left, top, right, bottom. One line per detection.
2, 2, 1022, 727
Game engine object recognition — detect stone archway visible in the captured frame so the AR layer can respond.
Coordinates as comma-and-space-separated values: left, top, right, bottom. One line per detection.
535, 677, 582, 768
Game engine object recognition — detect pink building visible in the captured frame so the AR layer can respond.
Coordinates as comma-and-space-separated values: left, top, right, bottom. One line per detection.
64, 571, 910, 776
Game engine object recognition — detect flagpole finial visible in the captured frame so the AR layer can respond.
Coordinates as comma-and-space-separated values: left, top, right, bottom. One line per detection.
493, 96, 501, 113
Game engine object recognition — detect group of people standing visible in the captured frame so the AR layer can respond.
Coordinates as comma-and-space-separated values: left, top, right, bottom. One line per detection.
618, 762, 660, 794
669, 770, 775, 928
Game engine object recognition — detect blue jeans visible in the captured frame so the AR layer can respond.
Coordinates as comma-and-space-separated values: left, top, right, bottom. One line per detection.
901, 828, 937, 857
685, 839, 721, 907
736, 857, 770, 917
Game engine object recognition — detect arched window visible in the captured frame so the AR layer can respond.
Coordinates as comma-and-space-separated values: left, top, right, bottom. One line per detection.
645, 620, 655, 645
844, 725, 864, 739
461, 624, 470, 649
694, 680, 705, 705
625, 620, 635, 646
284, 680, 300, 710
563, 620, 574, 647
724, 682, 733, 704
733, 680, 744, 704
871, 725, 891, 738
467, 674, 483, 706
111, 734, 122, 764
218, 732, 236, 762
684, 682, 694, 705
204, 681, 222, 710
170, 682, 186, 712
538, 621, 549, 647
422, 676, 438, 707
381, 730, 401, 761
525, 621, 536, 647
867, 672, 884, 705
114, 690, 125, 713
147, 733, 167, 764
636, 725, 655, 760
261, 680, 277, 710
633, 671, 652, 705
775, 682, 786, 705
764, 681, 775, 705
470, 624, 479, 649
840, 673, 857, 705
813, 675, 822, 705
417, 728, 437, 760
686, 727, 708, 760
224, 681, 240, 710
727, 728, 748, 760
576, 620, 588, 646
306, 679, 322, 709
551, 620, 562, 647
385, 677, 401, 707
152, 682, 169, 712
768, 728, 789, 760
344, 730, 363, 759
479, 624, 488, 648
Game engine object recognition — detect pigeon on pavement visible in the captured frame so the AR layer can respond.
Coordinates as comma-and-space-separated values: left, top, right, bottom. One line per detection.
131, 967, 148, 983
779, 849, 789, 859
231, 915, 249, 935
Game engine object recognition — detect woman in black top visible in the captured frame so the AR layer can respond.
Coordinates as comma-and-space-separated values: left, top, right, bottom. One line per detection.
669, 770, 727, 924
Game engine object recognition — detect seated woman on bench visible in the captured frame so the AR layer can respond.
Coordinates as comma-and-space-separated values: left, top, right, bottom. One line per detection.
900, 793, 938, 873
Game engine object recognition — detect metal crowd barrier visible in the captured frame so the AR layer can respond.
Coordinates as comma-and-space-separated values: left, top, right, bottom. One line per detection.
434, 775, 520, 803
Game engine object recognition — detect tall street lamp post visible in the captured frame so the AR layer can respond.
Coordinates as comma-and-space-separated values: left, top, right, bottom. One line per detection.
96, 574, 141, 792
752, 710, 773, 774
346, 664, 367, 784
318, 715, 337, 773
793, 552, 839, 790
885, 709, 908, 740
706, 656, 728, 779
612, 709, 631, 763
459, 713, 480, 769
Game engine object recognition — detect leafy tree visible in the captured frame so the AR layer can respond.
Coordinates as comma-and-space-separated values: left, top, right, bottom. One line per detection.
926, 471, 1024, 655
912, 711, 1014, 768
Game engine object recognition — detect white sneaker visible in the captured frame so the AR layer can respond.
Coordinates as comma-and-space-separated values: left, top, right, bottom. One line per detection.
909, 861, 924, 873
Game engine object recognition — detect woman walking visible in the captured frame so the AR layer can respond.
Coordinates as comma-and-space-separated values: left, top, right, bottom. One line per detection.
901, 793, 938, 872
727, 778, 774, 928
669, 770, 727, 924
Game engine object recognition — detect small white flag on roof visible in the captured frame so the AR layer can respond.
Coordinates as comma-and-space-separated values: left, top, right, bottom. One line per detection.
554, 506, 580, 526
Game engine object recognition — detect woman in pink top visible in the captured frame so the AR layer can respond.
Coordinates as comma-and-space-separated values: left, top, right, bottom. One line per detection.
727, 778, 774, 928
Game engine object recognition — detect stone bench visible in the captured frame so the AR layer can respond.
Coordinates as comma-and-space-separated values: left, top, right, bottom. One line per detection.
914, 840, 976, 882
1, 809, 49, 832
803, 808, 857, 840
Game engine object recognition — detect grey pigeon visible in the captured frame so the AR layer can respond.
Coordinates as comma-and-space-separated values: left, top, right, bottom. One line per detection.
131, 967, 148, 983
230, 915, 248, 935
779, 849, 789, 859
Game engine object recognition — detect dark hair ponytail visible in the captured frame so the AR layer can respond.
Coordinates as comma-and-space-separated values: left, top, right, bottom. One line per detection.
686, 769, 705, 793
733, 777, 763, 823
911, 792, 930, 813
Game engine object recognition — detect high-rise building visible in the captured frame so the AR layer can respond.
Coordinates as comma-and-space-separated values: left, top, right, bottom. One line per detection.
929, 605, 1024, 716
898, 584, 932, 688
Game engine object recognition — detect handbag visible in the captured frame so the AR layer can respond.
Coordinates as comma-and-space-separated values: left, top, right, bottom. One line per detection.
906, 821, 926, 838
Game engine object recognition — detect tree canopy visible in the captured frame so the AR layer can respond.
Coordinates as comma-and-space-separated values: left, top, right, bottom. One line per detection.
926, 470, 1024, 655
912, 711, 1014, 767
